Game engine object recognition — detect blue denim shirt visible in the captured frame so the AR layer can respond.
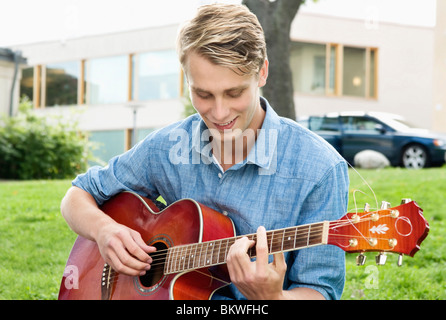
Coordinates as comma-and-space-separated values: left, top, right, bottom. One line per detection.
72, 97, 349, 300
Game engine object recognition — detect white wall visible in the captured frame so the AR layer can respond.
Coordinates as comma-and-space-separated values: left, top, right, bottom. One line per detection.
291, 13, 434, 129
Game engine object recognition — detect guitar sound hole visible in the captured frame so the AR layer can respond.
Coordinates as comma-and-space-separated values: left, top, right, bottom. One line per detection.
139, 241, 167, 288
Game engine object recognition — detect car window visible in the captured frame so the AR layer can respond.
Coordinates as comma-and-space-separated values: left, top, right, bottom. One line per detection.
341, 116, 382, 134
309, 116, 340, 132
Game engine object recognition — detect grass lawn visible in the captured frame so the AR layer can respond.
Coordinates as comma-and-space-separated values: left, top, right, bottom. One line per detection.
0, 167, 445, 300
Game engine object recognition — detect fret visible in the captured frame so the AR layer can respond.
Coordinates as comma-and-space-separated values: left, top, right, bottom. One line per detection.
282, 228, 294, 251
203, 242, 208, 266
203, 242, 210, 266
187, 245, 194, 269
215, 239, 222, 265
171, 246, 177, 273
198, 242, 205, 268
269, 231, 274, 254
179, 246, 185, 271
205, 242, 213, 266
306, 224, 311, 247
169, 246, 176, 273
294, 227, 298, 249
165, 247, 171, 274
174, 246, 180, 273
175, 246, 180, 272
223, 238, 230, 263
281, 229, 285, 251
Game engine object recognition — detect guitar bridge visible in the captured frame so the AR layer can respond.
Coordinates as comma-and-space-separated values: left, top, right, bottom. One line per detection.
101, 263, 116, 300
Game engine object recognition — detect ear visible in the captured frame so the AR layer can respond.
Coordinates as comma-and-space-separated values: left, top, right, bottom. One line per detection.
258, 59, 269, 88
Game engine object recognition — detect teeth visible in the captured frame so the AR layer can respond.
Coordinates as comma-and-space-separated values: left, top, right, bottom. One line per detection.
218, 119, 234, 126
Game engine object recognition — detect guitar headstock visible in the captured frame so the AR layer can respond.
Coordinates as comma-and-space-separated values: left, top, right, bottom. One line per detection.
328, 199, 429, 266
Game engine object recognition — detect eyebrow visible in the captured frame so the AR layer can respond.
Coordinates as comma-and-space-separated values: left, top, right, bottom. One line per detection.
191, 85, 249, 95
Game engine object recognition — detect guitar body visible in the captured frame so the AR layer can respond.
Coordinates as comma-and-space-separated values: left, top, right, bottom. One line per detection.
58, 192, 235, 300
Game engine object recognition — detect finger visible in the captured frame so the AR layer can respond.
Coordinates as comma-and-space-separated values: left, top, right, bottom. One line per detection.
255, 226, 269, 272
272, 252, 286, 271
106, 249, 148, 276
114, 240, 152, 272
228, 236, 255, 262
129, 230, 157, 261
227, 236, 255, 279
120, 229, 154, 264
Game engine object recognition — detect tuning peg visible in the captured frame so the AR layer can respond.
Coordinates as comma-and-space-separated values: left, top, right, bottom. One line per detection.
356, 253, 366, 266
364, 203, 370, 212
397, 254, 403, 267
401, 198, 412, 204
380, 201, 390, 209
375, 252, 387, 265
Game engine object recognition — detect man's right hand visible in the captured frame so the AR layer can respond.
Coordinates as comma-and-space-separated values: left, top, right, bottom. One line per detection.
95, 222, 157, 276
61, 186, 156, 277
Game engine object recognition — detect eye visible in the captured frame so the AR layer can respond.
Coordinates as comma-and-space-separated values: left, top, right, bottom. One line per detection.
195, 91, 212, 100
227, 89, 244, 98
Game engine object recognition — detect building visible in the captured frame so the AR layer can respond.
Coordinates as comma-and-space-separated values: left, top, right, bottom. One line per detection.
4, 4, 445, 164
0, 48, 26, 117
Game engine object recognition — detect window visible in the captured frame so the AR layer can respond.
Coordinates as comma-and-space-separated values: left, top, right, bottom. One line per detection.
132, 50, 180, 101
341, 116, 382, 134
291, 41, 377, 99
343, 47, 377, 98
45, 61, 79, 106
86, 55, 129, 105
20, 50, 184, 108
309, 116, 340, 133
19, 67, 34, 101
291, 42, 330, 95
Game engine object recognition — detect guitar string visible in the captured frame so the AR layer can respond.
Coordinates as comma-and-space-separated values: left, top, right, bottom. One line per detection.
103, 229, 326, 283
146, 213, 390, 266
148, 210, 394, 263
347, 161, 379, 212
104, 215, 400, 283
104, 226, 328, 279
145, 214, 391, 272
104, 210, 400, 283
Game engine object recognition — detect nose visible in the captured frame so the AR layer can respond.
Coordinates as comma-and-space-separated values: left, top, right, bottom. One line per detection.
211, 97, 231, 122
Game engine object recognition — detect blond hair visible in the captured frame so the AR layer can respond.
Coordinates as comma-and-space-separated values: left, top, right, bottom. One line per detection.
177, 3, 267, 76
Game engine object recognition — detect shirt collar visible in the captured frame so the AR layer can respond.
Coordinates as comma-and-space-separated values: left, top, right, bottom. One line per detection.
245, 97, 279, 171
191, 97, 280, 171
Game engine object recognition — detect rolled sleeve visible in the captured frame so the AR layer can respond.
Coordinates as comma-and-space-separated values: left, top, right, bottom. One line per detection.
72, 140, 159, 206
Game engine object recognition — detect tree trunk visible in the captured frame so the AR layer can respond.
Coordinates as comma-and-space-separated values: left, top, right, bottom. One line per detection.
243, 0, 302, 119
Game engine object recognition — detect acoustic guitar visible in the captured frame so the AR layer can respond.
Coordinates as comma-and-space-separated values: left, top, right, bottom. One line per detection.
58, 191, 429, 300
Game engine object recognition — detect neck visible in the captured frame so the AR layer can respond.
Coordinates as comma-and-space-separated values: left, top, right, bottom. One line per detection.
212, 103, 265, 171
212, 131, 257, 171
164, 221, 329, 275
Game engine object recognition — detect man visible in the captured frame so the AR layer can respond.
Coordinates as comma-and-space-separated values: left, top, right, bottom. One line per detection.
61, 3, 349, 300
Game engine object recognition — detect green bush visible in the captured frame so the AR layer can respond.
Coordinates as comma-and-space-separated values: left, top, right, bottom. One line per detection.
0, 98, 93, 180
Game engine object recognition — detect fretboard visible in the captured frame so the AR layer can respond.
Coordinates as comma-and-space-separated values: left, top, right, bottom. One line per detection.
164, 221, 328, 275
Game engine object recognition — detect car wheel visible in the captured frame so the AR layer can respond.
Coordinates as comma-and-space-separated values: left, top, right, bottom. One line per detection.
401, 144, 429, 169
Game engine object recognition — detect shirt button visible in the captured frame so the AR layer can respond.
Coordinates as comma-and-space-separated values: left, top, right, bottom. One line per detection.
222, 211, 228, 216
218, 173, 223, 179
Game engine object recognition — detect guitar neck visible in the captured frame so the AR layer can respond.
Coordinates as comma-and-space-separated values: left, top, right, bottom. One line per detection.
164, 221, 329, 275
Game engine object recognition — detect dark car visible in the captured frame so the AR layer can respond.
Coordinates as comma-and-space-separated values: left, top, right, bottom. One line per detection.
298, 111, 446, 169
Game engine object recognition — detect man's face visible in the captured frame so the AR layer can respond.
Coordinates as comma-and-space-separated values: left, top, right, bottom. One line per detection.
185, 52, 268, 143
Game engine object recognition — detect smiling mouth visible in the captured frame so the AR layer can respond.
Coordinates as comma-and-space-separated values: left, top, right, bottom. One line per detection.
214, 117, 237, 130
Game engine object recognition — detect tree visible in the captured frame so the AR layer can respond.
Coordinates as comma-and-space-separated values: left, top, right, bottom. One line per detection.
243, 0, 304, 119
